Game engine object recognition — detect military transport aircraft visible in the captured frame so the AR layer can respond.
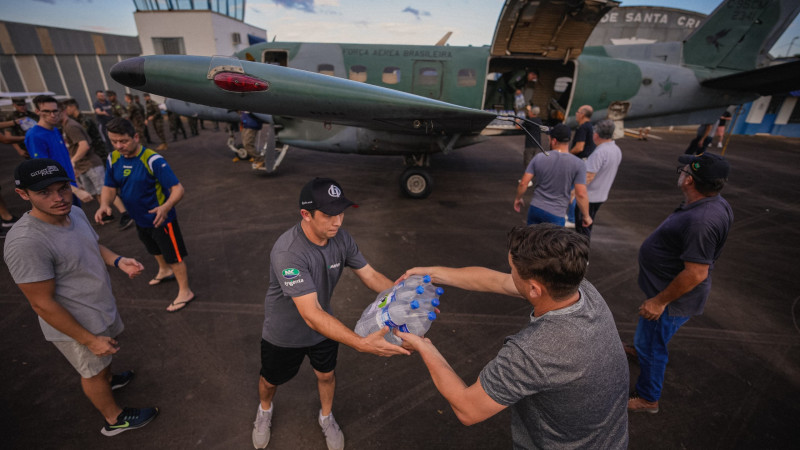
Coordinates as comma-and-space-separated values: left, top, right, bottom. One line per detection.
110, 0, 800, 198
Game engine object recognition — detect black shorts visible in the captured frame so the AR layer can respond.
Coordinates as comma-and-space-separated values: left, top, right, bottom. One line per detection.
136, 218, 188, 264
260, 338, 338, 385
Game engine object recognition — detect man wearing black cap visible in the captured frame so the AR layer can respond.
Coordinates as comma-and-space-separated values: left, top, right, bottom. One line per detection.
252, 177, 409, 450
627, 153, 733, 414
3, 158, 159, 436
514, 123, 591, 228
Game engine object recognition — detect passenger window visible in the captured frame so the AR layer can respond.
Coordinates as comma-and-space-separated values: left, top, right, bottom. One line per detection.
349, 65, 367, 82
318, 64, 335, 76
382, 67, 401, 84
418, 66, 439, 85
457, 68, 476, 87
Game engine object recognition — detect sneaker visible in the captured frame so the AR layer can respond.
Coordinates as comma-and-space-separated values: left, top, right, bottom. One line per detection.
156, 143, 168, 151
717, 142, 723, 148
628, 391, 659, 414
110, 370, 135, 391
564, 220, 575, 229
252, 161, 266, 171
101, 406, 159, 436
319, 411, 344, 450
118, 212, 133, 230
1, 215, 18, 228
252, 405, 272, 449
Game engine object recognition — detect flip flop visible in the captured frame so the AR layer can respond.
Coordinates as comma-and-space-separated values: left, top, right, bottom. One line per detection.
148, 274, 176, 286
166, 295, 195, 313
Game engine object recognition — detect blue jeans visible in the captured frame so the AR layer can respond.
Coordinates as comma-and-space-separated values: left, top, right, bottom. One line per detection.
567, 198, 576, 223
633, 308, 691, 402
527, 205, 565, 226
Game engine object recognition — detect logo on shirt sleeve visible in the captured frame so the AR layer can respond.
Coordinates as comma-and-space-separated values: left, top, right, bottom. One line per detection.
282, 268, 300, 279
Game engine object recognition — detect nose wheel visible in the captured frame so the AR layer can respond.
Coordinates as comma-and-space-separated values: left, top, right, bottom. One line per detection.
400, 168, 433, 199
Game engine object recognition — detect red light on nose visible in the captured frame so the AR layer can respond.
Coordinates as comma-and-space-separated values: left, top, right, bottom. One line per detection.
213, 72, 269, 92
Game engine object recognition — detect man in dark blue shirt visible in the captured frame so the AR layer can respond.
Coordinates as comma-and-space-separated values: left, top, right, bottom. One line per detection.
627, 153, 733, 414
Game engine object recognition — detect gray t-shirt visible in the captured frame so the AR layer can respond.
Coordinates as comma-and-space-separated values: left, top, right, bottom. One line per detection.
480, 280, 629, 449
262, 223, 367, 347
4, 207, 121, 342
525, 151, 586, 217
585, 140, 622, 204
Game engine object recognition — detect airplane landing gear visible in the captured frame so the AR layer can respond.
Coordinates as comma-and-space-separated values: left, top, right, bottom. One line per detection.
400, 167, 433, 199
401, 153, 433, 198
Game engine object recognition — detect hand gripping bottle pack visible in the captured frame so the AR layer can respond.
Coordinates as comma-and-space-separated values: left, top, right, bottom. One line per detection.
354, 274, 443, 343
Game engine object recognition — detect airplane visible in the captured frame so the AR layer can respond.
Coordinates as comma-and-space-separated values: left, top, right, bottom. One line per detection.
110, 0, 800, 198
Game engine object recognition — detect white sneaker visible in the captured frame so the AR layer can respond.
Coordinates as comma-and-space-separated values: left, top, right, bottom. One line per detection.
319, 411, 344, 450
565, 220, 576, 229
252, 405, 272, 449
717, 142, 723, 148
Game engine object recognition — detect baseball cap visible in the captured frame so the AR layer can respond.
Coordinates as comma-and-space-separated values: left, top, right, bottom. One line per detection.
12, 98, 26, 105
14, 158, 73, 191
678, 153, 730, 182
548, 123, 571, 142
299, 177, 358, 215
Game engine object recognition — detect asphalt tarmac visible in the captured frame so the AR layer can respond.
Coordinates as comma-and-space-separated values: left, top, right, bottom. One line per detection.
1, 126, 798, 450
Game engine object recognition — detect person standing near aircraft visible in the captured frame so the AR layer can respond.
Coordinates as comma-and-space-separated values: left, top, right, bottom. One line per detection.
94, 118, 194, 312
25, 95, 90, 207
239, 111, 265, 169
569, 105, 596, 159
252, 177, 410, 450
514, 124, 591, 228
107, 91, 126, 119
627, 153, 733, 414
93, 90, 114, 154
685, 123, 714, 155
714, 110, 732, 148
574, 119, 622, 240
4, 158, 159, 436
397, 224, 629, 449
520, 104, 544, 169
124, 93, 147, 143
3, 97, 38, 158
143, 94, 168, 151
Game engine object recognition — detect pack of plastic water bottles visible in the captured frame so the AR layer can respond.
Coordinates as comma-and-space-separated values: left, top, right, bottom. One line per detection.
354, 275, 443, 344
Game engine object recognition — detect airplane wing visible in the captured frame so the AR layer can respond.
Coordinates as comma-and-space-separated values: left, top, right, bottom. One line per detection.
700, 60, 800, 96
111, 55, 497, 135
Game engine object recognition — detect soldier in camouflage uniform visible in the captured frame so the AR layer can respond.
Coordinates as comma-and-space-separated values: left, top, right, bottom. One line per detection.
144, 93, 167, 151
125, 93, 147, 142
2, 98, 38, 158
107, 91, 126, 119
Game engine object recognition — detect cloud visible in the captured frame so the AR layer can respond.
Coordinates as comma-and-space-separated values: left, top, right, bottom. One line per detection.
402, 6, 431, 20
273, 0, 315, 13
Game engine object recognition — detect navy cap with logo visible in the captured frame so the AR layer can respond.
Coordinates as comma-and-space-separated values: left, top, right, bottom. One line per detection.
14, 158, 73, 191
548, 123, 571, 142
299, 177, 358, 216
678, 153, 730, 182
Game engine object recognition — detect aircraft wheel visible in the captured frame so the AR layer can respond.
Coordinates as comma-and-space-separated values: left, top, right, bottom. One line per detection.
400, 168, 433, 199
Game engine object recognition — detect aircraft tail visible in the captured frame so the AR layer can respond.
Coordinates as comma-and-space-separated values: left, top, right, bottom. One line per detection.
683, 0, 800, 71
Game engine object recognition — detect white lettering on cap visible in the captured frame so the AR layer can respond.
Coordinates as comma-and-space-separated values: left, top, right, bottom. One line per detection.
31, 165, 61, 177
328, 185, 341, 198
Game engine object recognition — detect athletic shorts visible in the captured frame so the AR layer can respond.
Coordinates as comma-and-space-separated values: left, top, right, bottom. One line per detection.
260, 338, 338, 385
136, 218, 188, 264
51, 314, 124, 378
77, 165, 106, 197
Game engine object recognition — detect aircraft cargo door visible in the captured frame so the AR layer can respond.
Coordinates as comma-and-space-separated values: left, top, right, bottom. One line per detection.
412, 61, 443, 100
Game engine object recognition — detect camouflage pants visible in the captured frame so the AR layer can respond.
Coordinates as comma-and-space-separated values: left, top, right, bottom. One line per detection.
150, 118, 167, 144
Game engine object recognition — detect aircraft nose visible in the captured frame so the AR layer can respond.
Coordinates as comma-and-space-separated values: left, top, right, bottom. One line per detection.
110, 57, 146, 89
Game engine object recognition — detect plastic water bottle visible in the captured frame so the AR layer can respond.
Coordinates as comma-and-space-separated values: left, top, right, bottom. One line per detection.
354, 285, 396, 337
380, 300, 437, 345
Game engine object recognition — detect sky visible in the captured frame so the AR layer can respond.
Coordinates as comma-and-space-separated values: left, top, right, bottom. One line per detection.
3, 0, 799, 57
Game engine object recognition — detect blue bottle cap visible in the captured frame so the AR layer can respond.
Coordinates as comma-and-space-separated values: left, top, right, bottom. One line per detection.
427, 311, 437, 320
416, 286, 424, 294
410, 300, 420, 309
431, 298, 440, 307
436, 287, 444, 295
423, 275, 431, 283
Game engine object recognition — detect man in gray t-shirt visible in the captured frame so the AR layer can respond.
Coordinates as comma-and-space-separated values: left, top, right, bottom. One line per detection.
4, 158, 158, 436
575, 119, 622, 240
398, 224, 629, 449
251, 177, 409, 450
515, 124, 591, 228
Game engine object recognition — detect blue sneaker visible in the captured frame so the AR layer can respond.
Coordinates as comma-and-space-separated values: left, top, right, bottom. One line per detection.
101, 407, 159, 436
110, 370, 135, 391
